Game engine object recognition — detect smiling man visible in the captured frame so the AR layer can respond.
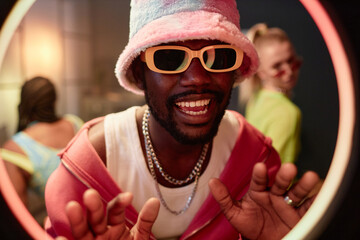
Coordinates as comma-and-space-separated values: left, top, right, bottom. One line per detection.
45, 1, 320, 240
138, 40, 239, 146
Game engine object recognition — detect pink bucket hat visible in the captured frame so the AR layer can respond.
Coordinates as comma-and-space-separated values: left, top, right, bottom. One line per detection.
115, 0, 259, 95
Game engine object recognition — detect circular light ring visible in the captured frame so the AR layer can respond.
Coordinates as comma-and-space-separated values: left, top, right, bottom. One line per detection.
0, 1, 356, 239
0, 1, 52, 239
285, 0, 355, 239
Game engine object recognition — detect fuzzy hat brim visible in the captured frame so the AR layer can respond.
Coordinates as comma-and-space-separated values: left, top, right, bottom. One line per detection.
115, 10, 259, 95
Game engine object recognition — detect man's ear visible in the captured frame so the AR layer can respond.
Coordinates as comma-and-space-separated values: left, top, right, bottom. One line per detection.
131, 57, 145, 90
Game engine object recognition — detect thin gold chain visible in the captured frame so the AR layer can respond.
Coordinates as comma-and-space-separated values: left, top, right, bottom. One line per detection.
142, 109, 209, 215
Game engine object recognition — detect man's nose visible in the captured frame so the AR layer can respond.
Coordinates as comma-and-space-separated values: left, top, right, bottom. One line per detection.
179, 58, 211, 86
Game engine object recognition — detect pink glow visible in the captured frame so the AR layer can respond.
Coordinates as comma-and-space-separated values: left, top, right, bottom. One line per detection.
0, 158, 52, 239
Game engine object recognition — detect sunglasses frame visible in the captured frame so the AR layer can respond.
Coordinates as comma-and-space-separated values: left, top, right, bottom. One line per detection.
140, 44, 244, 74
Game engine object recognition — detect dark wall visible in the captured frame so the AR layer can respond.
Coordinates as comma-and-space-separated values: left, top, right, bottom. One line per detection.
314, 1, 360, 239
231, 0, 339, 179
0, 0, 16, 28
232, 2, 360, 238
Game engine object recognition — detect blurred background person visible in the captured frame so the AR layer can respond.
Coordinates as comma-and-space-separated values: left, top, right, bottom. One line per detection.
0, 76, 83, 225
239, 23, 302, 164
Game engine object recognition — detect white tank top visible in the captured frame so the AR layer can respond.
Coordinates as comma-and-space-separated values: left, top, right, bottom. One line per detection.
104, 106, 239, 239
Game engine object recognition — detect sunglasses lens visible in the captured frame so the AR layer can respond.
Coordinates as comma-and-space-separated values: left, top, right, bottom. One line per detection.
145, 45, 242, 73
203, 48, 237, 70
153, 49, 188, 71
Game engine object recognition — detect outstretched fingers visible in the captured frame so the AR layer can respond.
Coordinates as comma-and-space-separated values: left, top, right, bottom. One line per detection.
64, 190, 141, 240
286, 171, 320, 209
209, 178, 237, 221
83, 189, 108, 235
249, 162, 269, 193
270, 163, 297, 196
132, 198, 160, 239
270, 169, 320, 227
107, 192, 133, 226
65, 200, 94, 240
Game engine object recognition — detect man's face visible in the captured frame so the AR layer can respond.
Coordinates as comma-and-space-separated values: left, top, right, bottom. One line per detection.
141, 40, 237, 145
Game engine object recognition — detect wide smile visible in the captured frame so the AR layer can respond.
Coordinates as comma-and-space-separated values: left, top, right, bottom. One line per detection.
175, 99, 211, 116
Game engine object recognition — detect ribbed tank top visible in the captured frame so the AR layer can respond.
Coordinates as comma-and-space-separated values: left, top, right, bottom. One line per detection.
104, 106, 239, 239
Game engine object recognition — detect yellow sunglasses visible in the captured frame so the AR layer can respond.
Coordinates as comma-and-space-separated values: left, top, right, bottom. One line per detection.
140, 44, 244, 74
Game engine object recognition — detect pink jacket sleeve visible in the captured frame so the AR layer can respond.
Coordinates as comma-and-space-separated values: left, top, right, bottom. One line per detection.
44, 117, 139, 239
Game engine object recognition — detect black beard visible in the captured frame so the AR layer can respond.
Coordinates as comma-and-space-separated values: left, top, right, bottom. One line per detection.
143, 84, 231, 145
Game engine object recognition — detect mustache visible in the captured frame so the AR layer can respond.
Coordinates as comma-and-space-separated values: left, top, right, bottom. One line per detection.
167, 89, 224, 105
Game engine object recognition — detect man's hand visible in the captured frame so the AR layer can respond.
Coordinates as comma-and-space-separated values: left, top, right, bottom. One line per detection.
209, 162, 320, 240
57, 189, 160, 240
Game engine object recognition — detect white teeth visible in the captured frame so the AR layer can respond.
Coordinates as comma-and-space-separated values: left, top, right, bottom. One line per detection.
175, 99, 210, 108
175, 99, 211, 116
181, 108, 209, 116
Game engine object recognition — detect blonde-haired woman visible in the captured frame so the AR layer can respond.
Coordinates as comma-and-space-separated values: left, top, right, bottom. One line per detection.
240, 23, 302, 164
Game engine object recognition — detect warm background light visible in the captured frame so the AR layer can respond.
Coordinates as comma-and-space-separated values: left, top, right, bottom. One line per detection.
0, 0, 141, 144
23, 27, 63, 78
0, 0, 64, 140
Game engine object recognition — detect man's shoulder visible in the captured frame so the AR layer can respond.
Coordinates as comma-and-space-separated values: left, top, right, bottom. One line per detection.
88, 120, 106, 161
225, 110, 260, 132
57, 116, 106, 166
86, 106, 137, 141
226, 110, 272, 145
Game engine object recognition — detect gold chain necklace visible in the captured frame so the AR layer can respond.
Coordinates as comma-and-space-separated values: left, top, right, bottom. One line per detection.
142, 109, 209, 215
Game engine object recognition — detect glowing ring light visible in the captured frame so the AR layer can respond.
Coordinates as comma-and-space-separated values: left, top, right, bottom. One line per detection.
285, 1, 355, 238
0, 1, 356, 239
0, 1, 52, 239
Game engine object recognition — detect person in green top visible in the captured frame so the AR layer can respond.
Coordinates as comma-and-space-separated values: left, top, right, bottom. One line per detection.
239, 23, 303, 164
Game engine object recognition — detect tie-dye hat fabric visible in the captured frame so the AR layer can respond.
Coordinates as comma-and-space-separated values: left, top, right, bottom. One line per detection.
115, 0, 259, 95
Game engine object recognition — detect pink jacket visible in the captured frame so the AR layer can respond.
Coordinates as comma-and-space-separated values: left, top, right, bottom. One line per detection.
45, 111, 281, 239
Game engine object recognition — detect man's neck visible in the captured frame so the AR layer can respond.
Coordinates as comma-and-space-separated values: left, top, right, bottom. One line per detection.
136, 106, 212, 187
